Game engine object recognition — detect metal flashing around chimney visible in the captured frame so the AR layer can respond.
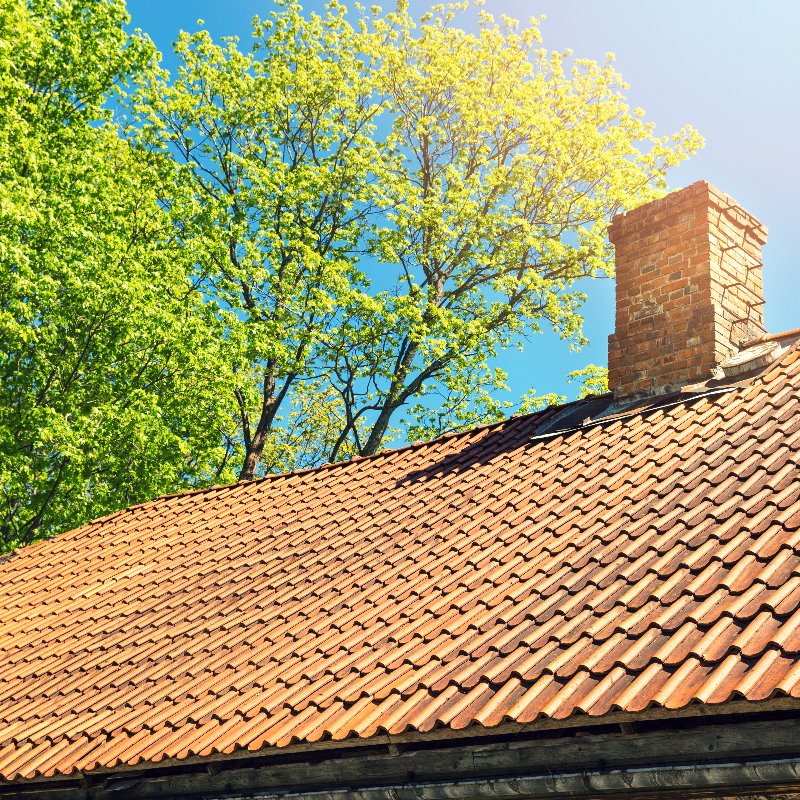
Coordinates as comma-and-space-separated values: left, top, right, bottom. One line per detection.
530, 386, 735, 442
712, 340, 783, 380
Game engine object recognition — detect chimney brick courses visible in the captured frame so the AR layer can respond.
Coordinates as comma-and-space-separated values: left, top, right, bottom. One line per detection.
608, 181, 767, 399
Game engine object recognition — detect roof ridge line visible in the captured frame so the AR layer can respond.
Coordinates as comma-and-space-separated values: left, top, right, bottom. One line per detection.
83, 399, 588, 518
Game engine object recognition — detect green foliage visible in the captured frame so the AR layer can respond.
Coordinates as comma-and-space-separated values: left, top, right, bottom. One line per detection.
0, 0, 240, 550
568, 364, 610, 399
516, 365, 608, 415
517, 389, 566, 415
133, 0, 701, 477
131, 0, 387, 478
2, 0, 702, 547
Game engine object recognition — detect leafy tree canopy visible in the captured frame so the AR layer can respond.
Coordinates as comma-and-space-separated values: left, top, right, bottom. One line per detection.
1, 0, 702, 548
132, 0, 701, 480
0, 0, 240, 550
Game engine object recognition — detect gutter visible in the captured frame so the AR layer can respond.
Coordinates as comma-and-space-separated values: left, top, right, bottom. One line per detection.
223, 758, 800, 800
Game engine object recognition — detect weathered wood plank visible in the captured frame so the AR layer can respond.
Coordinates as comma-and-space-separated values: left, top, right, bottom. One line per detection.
4, 715, 798, 800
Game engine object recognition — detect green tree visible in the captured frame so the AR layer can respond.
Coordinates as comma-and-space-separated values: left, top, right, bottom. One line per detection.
518, 365, 610, 414
135, 1, 701, 478
1, 0, 703, 547
133, 2, 390, 479
0, 0, 240, 549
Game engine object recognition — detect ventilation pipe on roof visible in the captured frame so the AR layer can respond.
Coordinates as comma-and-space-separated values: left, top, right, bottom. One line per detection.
608, 181, 769, 400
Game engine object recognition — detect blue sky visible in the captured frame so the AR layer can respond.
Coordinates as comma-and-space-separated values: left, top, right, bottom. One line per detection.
126, 0, 800, 403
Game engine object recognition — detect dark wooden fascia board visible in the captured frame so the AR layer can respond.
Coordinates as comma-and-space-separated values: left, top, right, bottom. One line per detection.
47, 696, 800, 784
2, 712, 800, 800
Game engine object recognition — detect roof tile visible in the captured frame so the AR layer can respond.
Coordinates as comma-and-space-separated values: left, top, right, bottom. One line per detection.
3, 345, 800, 781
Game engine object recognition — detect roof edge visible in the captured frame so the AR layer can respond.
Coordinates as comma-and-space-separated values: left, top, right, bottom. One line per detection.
41, 399, 579, 536
10, 697, 800, 788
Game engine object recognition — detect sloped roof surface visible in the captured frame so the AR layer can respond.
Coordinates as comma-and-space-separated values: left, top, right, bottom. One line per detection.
2, 344, 800, 783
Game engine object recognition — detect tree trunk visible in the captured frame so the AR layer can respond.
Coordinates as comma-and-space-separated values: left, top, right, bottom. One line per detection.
359, 340, 426, 457
238, 369, 279, 481
360, 402, 398, 457
239, 427, 269, 481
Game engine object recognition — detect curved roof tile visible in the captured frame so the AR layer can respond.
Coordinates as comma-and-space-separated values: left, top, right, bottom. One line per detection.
2, 344, 800, 780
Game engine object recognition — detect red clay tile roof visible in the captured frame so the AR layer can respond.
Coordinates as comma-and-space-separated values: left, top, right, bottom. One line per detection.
2, 341, 800, 782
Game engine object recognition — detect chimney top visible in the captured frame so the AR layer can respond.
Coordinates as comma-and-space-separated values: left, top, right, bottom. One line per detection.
608, 181, 768, 400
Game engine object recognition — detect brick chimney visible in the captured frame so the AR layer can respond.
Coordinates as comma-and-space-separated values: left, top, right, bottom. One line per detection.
608, 181, 767, 399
